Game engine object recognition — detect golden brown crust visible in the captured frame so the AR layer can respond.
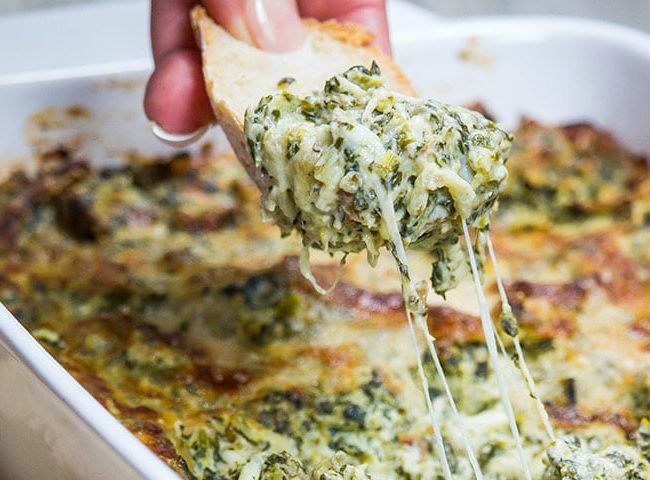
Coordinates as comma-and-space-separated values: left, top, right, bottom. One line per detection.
60, 353, 182, 463
546, 403, 636, 436
427, 306, 484, 348
272, 256, 486, 349
566, 233, 642, 304
297, 344, 362, 369
504, 280, 587, 340
632, 316, 650, 352
5, 114, 650, 477
304, 18, 375, 47
303, 18, 416, 96
502, 119, 649, 217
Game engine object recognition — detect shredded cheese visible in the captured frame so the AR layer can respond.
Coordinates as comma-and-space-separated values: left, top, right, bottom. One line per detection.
244, 63, 511, 296
244, 64, 545, 478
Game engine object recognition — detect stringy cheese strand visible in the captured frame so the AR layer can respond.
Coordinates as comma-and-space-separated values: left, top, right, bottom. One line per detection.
485, 233, 556, 441
366, 164, 483, 478
462, 221, 532, 480
299, 247, 347, 295
415, 311, 484, 479
404, 306, 454, 480
368, 174, 453, 479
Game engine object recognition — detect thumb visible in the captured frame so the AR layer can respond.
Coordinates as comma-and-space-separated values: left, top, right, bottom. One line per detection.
202, 0, 305, 52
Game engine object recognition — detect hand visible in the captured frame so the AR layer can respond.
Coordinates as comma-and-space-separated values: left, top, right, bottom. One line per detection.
144, 0, 391, 140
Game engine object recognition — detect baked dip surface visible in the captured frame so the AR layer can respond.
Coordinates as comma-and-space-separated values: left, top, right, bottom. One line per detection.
2, 118, 650, 479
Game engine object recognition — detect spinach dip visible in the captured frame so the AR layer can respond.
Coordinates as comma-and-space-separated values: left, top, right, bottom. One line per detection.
244, 64, 512, 295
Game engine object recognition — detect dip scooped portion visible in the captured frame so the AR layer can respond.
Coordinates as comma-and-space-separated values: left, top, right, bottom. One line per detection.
245, 64, 512, 294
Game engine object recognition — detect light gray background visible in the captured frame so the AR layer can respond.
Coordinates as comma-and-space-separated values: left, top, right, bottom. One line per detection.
2, 0, 650, 33
413, 0, 650, 32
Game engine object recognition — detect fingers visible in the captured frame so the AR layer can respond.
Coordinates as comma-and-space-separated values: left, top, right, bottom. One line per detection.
144, 49, 215, 134
146, 0, 306, 134
297, 0, 391, 54
150, 0, 197, 65
148, 0, 211, 133
202, 0, 305, 52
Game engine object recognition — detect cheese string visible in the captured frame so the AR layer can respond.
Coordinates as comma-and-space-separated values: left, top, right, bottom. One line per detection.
375, 188, 453, 479
299, 247, 347, 295
402, 293, 454, 480
484, 232, 556, 442
356, 170, 456, 477
367, 172, 486, 479
413, 281, 484, 480
462, 221, 532, 480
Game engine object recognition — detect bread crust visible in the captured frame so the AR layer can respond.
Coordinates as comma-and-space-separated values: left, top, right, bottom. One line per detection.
190, 6, 416, 188
307, 18, 416, 96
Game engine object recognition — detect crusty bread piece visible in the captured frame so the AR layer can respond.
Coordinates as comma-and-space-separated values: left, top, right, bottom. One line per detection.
191, 6, 416, 187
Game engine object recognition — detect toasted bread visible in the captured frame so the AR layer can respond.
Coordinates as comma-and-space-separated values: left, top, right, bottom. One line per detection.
190, 6, 415, 187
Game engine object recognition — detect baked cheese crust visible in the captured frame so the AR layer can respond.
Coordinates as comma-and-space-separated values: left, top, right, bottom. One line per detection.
1, 115, 650, 478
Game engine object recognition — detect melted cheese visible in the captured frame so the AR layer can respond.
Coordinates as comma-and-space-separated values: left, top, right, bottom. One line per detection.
6, 118, 650, 478
485, 232, 556, 442
244, 65, 525, 478
244, 63, 511, 295
463, 222, 531, 479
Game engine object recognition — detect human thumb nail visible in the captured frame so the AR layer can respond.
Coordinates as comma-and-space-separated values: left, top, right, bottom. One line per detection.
244, 0, 305, 52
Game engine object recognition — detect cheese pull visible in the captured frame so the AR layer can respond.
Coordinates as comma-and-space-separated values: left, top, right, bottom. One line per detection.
192, 9, 533, 480
192, 7, 512, 295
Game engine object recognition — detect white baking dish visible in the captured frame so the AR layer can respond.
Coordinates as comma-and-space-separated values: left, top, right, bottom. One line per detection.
1, 2, 649, 479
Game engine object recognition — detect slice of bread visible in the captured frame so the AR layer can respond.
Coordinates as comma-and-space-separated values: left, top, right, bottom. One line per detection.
190, 6, 415, 187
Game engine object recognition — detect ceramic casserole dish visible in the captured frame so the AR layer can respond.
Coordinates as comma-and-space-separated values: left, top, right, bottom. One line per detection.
1, 1, 649, 478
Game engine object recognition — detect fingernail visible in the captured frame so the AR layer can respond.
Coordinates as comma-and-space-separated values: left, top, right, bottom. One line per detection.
244, 0, 305, 52
225, 15, 255, 45
151, 122, 209, 148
